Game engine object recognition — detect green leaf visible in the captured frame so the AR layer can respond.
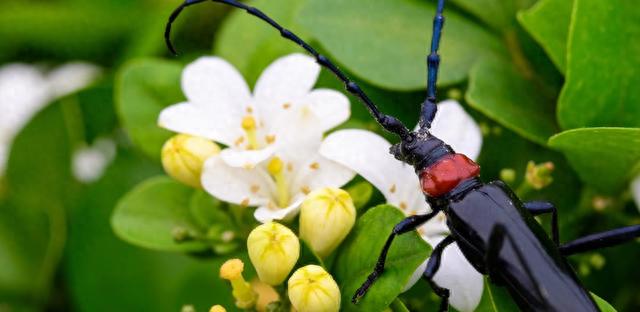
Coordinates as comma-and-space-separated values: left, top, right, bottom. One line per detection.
298, 0, 505, 90
214, 0, 310, 85
115, 59, 183, 161
346, 181, 374, 211
592, 293, 617, 312
517, 0, 574, 73
451, 0, 535, 31
475, 278, 519, 311
548, 128, 640, 193
333, 205, 430, 312
188, 190, 229, 229
467, 56, 558, 145
111, 176, 209, 252
389, 298, 410, 312
557, 0, 640, 129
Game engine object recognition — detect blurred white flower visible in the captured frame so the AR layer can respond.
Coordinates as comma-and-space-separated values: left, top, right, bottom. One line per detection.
0, 62, 101, 176
632, 175, 640, 213
159, 54, 354, 222
72, 137, 116, 183
320, 100, 483, 312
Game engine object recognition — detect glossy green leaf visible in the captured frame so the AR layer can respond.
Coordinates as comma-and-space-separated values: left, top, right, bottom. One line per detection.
346, 181, 374, 211
332, 205, 430, 312
467, 56, 558, 145
389, 298, 410, 312
214, 0, 309, 85
298, 0, 505, 90
593, 293, 617, 312
115, 59, 183, 161
475, 278, 519, 311
517, 0, 573, 73
111, 176, 209, 252
548, 128, 640, 193
557, 0, 640, 129
451, 0, 535, 31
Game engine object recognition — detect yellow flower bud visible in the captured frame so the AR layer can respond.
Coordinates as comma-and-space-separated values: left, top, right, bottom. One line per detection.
300, 188, 356, 258
288, 265, 340, 312
209, 305, 226, 312
247, 222, 300, 285
525, 161, 554, 190
219, 259, 257, 309
161, 134, 220, 188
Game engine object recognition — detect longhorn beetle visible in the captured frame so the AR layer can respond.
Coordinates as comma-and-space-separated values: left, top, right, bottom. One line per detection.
165, 0, 640, 311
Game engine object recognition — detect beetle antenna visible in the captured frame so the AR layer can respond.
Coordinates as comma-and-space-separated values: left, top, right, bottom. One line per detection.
418, 0, 446, 131
165, 0, 412, 140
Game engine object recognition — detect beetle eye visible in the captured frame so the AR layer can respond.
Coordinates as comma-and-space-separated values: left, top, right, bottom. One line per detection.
389, 143, 404, 161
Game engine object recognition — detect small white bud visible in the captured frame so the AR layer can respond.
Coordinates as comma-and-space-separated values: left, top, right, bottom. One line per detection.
161, 134, 220, 188
288, 265, 341, 312
247, 222, 300, 285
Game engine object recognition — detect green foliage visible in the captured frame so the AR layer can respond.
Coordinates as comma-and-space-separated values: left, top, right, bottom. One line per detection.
549, 128, 640, 193
475, 278, 519, 311
298, 0, 504, 90
333, 205, 430, 312
558, 0, 640, 130
116, 59, 183, 161
112, 176, 212, 252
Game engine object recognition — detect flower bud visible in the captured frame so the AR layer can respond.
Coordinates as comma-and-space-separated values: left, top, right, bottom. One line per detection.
247, 222, 300, 285
300, 187, 356, 258
525, 161, 554, 190
161, 134, 220, 188
219, 259, 257, 309
288, 265, 340, 312
209, 305, 226, 312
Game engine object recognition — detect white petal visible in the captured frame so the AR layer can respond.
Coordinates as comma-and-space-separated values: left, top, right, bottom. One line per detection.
291, 155, 356, 195
201, 156, 274, 207
431, 237, 484, 312
429, 100, 483, 160
304, 89, 350, 132
72, 138, 116, 183
47, 62, 101, 97
419, 212, 450, 243
268, 104, 324, 150
632, 175, 640, 212
320, 129, 418, 207
253, 53, 320, 121
181, 57, 250, 117
219, 147, 275, 168
254, 196, 305, 223
158, 102, 243, 146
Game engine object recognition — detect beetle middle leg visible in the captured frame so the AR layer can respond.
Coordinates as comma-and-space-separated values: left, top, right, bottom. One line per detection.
559, 224, 640, 256
352, 210, 440, 303
422, 235, 455, 312
524, 201, 559, 245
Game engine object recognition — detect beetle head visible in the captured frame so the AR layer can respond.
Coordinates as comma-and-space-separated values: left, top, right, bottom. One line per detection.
390, 131, 452, 171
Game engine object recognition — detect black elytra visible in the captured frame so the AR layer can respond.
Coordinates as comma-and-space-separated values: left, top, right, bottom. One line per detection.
164, 1, 640, 311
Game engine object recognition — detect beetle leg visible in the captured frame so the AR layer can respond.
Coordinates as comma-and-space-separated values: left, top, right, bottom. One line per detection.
423, 236, 455, 312
559, 224, 640, 256
351, 210, 440, 304
524, 201, 559, 245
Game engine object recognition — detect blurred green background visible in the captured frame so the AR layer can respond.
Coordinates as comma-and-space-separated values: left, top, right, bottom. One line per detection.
0, 0, 639, 311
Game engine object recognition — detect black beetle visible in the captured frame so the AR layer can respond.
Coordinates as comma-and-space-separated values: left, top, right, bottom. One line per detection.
164, 0, 640, 310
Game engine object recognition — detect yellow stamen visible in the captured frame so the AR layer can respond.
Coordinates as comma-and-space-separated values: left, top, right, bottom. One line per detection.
241, 116, 259, 150
267, 157, 289, 207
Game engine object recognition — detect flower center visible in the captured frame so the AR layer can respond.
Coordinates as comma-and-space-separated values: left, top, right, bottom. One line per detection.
267, 156, 290, 208
241, 115, 259, 150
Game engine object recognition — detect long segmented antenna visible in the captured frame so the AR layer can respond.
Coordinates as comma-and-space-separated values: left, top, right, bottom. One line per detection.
165, 0, 411, 140
419, 0, 446, 130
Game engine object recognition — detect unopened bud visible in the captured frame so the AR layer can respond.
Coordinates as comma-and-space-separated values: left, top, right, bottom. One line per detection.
500, 168, 516, 184
181, 305, 195, 312
525, 161, 554, 190
209, 305, 226, 312
300, 188, 356, 258
247, 222, 300, 285
219, 259, 257, 309
161, 134, 220, 188
288, 265, 340, 312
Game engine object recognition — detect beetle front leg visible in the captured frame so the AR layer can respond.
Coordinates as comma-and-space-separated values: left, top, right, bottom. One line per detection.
352, 210, 440, 304
423, 236, 455, 312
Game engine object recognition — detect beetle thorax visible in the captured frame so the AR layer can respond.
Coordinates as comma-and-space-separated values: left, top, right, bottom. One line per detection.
419, 153, 480, 198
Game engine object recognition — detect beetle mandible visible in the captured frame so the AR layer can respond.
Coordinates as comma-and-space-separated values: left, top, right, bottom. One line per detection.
165, 0, 640, 311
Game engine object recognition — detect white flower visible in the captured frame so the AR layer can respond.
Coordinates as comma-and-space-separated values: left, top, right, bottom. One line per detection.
72, 137, 116, 183
632, 175, 640, 213
320, 100, 484, 312
0, 62, 100, 175
159, 54, 355, 222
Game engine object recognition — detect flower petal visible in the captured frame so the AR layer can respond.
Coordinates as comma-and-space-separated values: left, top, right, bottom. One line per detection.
320, 129, 418, 207
632, 175, 640, 212
158, 102, 243, 146
219, 147, 275, 168
181, 57, 250, 116
431, 236, 483, 312
254, 196, 305, 223
430, 100, 483, 160
304, 89, 350, 132
47, 62, 100, 97
291, 155, 356, 196
253, 53, 320, 121
419, 212, 450, 243
201, 156, 275, 207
